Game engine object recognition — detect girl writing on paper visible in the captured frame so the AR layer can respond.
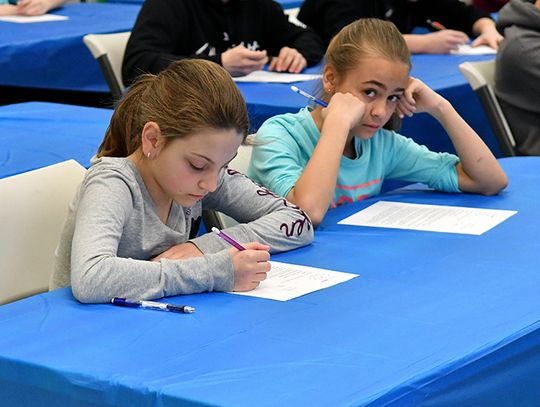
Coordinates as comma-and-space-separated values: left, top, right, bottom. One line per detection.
247, 19, 508, 227
51, 59, 313, 303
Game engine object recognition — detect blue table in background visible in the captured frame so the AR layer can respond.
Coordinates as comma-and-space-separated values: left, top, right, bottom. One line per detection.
0, 3, 140, 93
237, 53, 501, 156
1, 157, 539, 406
0, 102, 111, 179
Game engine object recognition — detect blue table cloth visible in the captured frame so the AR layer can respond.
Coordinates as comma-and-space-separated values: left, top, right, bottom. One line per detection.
0, 102, 112, 179
1, 157, 539, 406
0, 3, 140, 92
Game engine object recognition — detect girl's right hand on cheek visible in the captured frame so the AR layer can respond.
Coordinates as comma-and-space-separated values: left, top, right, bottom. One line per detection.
322, 92, 366, 130
231, 242, 271, 291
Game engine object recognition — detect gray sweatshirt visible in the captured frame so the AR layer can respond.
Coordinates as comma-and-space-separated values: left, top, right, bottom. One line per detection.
495, 0, 540, 154
51, 157, 313, 303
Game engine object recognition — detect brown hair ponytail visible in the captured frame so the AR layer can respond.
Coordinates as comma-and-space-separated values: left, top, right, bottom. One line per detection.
97, 59, 249, 158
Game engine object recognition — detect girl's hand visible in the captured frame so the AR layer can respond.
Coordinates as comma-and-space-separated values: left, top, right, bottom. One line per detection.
222, 45, 268, 76
231, 242, 270, 292
268, 47, 307, 74
471, 18, 503, 50
397, 77, 446, 118
16, 0, 53, 15
422, 30, 469, 54
152, 242, 204, 261
321, 92, 366, 132
471, 29, 503, 50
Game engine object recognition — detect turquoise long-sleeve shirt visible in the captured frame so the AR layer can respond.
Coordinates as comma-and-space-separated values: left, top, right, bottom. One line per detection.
248, 107, 460, 208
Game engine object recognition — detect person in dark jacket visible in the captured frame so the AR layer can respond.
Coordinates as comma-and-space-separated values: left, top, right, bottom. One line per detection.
495, 0, 540, 155
297, 0, 502, 53
122, 0, 325, 86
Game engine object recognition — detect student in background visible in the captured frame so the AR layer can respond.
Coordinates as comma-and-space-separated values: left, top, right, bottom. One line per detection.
495, 0, 540, 155
0, 0, 66, 16
297, 0, 503, 54
51, 59, 313, 303
248, 19, 507, 226
122, 0, 324, 86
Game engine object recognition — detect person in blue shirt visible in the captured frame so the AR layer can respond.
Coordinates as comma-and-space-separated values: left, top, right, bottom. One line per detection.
248, 18, 508, 226
0, 0, 66, 16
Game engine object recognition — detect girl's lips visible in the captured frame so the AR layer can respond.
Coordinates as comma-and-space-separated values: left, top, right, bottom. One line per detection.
363, 123, 380, 130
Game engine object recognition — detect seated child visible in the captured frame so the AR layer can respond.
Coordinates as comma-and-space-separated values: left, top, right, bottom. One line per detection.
248, 19, 507, 226
51, 59, 313, 303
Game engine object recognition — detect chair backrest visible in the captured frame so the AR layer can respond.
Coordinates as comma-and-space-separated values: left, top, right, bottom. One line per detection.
83, 32, 130, 100
0, 160, 86, 305
202, 143, 254, 230
459, 60, 516, 157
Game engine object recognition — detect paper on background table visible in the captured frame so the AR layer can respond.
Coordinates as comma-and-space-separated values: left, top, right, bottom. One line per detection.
0, 14, 68, 23
450, 44, 497, 55
338, 201, 517, 235
233, 70, 322, 83
230, 261, 357, 301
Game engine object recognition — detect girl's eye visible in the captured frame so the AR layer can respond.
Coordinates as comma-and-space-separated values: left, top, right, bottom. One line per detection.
189, 162, 205, 171
364, 90, 376, 98
388, 95, 401, 102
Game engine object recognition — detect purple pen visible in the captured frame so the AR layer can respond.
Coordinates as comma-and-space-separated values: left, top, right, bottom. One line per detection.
211, 227, 246, 251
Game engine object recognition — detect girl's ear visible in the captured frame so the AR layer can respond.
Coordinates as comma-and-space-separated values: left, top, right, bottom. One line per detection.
141, 122, 162, 158
322, 65, 337, 94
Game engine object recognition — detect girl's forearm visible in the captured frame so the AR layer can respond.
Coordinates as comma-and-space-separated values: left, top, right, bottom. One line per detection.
287, 118, 349, 226
432, 100, 507, 194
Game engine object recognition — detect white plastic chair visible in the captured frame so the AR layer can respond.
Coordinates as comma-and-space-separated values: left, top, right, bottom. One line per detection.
0, 160, 86, 305
83, 32, 130, 100
459, 60, 516, 157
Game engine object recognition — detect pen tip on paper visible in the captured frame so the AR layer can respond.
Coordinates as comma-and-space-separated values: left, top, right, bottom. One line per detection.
211, 227, 220, 234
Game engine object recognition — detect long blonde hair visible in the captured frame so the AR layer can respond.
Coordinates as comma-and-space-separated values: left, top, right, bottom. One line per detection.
97, 59, 249, 157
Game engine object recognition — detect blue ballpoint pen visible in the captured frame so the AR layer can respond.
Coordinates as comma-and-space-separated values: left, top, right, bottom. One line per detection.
290, 85, 328, 108
111, 297, 196, 314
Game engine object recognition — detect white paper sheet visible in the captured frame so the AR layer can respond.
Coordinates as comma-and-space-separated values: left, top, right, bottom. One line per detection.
232, 70, 322, 83
450, 44, 497, 55
0, 14, 68, 23
230, 261, 357, 301
338, 201, 517, 235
